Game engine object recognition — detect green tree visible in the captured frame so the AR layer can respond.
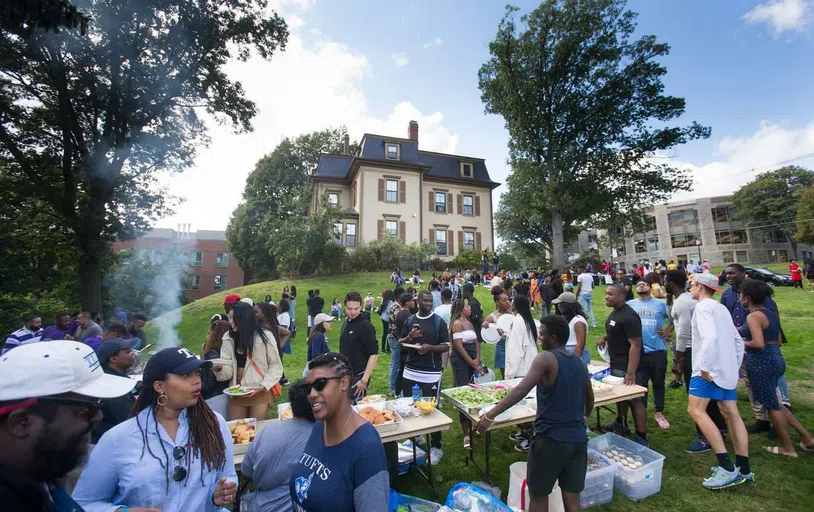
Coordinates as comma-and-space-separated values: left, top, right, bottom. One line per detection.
1, 0, 88, 35
226, 127, 353, 281
732, 166, 814, 257
795, 187, 814, 246
478, 1, 709, 269
0, 0, 289, 313
271, 197, 345, 277
453, 249, 483, 270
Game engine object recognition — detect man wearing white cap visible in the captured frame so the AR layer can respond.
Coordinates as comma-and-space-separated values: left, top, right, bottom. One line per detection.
0, 341, 136, 510
686, 273, 751, 490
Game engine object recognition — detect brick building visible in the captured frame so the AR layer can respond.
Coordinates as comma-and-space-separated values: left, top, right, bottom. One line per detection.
112, 226, 244, 300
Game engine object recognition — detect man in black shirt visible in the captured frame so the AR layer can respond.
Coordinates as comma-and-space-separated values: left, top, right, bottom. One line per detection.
514, 273, 530, 298
93, 330, 139, 443
338, 291, 378, 401
462, 283, 483, 341
598, 284, 648, 445
399, 290, 450, 464
614, 269, 634, 301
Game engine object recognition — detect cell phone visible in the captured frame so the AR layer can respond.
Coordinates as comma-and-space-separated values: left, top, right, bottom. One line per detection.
412, 323, 421, 332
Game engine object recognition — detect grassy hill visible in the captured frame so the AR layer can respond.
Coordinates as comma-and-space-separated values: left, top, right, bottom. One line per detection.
148, 270, 814, 511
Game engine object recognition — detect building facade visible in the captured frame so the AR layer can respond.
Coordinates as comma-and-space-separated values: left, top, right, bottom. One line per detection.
577, 196, 814, 269
112, 227, 244, 300
309, 121, 499, 260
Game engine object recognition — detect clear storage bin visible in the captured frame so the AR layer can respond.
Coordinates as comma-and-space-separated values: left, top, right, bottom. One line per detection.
580, 449, 615, 509
588, 433, 665, 502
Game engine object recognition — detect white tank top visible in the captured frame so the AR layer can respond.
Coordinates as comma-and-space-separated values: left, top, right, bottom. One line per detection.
567, 315, 588, 351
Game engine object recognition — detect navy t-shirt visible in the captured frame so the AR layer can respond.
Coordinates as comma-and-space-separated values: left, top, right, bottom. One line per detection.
289, 421, 389, 512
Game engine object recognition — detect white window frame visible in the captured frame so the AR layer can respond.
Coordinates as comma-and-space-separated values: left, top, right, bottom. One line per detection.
460, 162, 473, 178
216, 252, 230, 267
333, 222, 343, 245
463, 194, 474, 215
345, 223, 357, 247
385, 220, 398, 236
191, 251, 203, 266
386, 143, 400, 160
386, 179, 398, 202
213, 275, 228, 291
436, 229, 447, 255
188, 274, 200, 290
464, 231, 475, 251
328, 193, 339, 206
435, 192, 447, 213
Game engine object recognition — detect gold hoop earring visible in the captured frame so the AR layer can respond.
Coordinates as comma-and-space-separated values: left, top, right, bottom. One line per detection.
157, 392, 168, 407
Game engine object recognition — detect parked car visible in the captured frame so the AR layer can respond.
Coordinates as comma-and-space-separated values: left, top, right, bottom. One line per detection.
744, 266, 794, 286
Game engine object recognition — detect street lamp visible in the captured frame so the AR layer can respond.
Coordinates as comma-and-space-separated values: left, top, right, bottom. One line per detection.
695, 239, 702, 262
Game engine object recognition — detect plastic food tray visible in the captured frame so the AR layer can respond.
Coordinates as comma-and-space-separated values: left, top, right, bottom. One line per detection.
580, 449, 615, 509
227, 418, 257, 455
277, 402, 293, 420
589, 433, 665, 502
354, 403, 403, 433
440, 385, 497, 414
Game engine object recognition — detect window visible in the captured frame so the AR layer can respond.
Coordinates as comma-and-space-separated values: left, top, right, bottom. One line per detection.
345, 224, 357, 247
736, 250, 748, 262
715, 228, 748, 245
668, 209, 698, 228
464, 231, 475, 250
385, 220, 398, 236
647, 236, 659, 251
670, 232, 700, 248
436, 229, 447, 255
711, 206, 730, 223
386, 179, 398, 202
463, 195, 474, 216
328, 193, 339, 206
191, 251, 203, 266
643, 216, 657, 232
460, 162, 473, 178
333, 222, 343, 245
213, 275, 228, 291
187, 275, 200, 290
216, 252, 230, 267
151, 250, 163, 263
435, 192, 447, 213
722, 251, 734, 264
775, 249, 788, 262
763, 230, 787, 244
635, 239, 647, 253
386, 143, 399, 160
612, 242, 626, 257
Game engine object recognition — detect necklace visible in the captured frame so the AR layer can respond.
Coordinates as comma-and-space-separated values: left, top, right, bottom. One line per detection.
323, 408, 354, 446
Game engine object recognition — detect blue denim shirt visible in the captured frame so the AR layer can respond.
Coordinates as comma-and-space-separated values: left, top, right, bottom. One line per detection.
72, 407, 237, 512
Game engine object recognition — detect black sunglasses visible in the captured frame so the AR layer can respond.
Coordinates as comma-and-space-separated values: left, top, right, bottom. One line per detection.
303, 376, 344, 394
172, 445, 187, 482
39, 397, 104, 420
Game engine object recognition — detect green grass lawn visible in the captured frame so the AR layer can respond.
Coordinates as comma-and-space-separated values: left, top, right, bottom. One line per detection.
149, 270, 814, 511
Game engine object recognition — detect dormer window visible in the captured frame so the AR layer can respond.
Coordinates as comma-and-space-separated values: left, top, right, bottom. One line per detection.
386, 143, 400, 160
460, 162, 473, 178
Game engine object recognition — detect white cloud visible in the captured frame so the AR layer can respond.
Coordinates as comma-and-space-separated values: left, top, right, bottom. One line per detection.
155, 27, 458, 230
743, 0, 810, 36
391, 52, 409, 67
423, 37, 443, 49
667, 121, 814, 201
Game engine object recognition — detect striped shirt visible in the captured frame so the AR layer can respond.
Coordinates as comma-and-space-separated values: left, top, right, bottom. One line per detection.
2, 327, 43, 354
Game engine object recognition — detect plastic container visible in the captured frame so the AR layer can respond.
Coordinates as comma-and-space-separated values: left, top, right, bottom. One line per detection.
587, 365, 611, 381
507, 461, 563, 512
580, 449, 615, 509
412, 384, 421, 401
389, 490, 441, 512
588, 433, 665, 502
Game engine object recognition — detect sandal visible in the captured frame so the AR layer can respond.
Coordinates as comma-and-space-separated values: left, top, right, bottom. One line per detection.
765, 446, 798, 458
463, 435, 472, 450
800, 442, 814, 453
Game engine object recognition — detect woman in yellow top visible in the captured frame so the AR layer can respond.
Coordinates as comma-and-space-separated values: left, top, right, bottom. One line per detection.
214, 301, 283, 420
644, 272, 666, 299
667, 260, 677, 271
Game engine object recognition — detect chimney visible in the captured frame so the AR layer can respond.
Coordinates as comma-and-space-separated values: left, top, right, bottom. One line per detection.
408, 120, 418, 142
343, 134, 350, 155
176, 223, 181, 238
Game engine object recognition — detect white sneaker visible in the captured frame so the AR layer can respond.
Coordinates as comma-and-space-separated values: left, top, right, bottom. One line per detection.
429, 447, 444, 466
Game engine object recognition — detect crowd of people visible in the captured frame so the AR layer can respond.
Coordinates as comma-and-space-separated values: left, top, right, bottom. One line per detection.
1, 258, 812, 512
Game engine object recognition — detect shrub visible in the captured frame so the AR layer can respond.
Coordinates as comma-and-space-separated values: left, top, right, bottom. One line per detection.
453, 249, 483, 269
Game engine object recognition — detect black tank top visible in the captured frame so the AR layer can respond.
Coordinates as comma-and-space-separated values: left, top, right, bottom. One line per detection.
533, 350, 588, 443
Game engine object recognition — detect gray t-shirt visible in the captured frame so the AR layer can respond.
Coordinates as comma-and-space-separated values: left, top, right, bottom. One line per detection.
671, 292, 697, 352
242, 418, 313, 512
75, 321, 103, 342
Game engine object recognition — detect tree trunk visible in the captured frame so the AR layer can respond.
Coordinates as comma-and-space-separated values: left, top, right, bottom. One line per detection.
79, 251, 103, 314
551, 210, 564, 271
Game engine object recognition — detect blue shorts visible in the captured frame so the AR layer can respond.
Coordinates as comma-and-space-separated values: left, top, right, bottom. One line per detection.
689, 376, 736, 401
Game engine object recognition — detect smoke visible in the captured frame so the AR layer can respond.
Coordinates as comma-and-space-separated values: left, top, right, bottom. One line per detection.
149, 250, 186, 349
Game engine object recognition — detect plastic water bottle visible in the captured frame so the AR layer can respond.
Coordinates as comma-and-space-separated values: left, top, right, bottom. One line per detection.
412, 384, 421, 401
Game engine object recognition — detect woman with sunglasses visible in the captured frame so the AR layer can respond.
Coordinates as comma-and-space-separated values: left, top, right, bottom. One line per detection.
289, 353, 389, 511
73, 347, 237, 511
215, 301, 283, 421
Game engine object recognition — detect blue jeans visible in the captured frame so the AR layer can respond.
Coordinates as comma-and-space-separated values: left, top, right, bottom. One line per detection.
578, 292, 596, 327
778, 374, 790, 404
388, 336, 401, 396
567, 347, 591, 364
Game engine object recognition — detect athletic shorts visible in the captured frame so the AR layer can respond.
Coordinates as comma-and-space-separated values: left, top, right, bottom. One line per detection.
689, 376, 736, 401
527, 436, 587, 495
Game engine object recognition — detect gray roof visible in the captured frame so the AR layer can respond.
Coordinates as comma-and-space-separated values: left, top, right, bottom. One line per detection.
313, 134, 497, 187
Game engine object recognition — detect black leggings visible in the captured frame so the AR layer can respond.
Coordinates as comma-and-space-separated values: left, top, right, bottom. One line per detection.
681, 348, 727, 435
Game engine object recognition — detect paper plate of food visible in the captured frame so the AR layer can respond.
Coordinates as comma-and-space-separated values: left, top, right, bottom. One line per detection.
226, 418, 257, 444
224, 385, 254, 397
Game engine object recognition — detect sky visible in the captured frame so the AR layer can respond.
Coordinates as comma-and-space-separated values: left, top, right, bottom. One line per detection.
156, 0, 814, 231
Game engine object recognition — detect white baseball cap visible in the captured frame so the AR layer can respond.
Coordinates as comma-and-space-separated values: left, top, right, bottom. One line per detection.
0, 341, 136, 402
312, 313, 336, 326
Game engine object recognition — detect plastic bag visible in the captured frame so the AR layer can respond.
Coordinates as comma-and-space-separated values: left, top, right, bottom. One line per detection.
445, 483, 513, 512
597, 343, 610, 363
472, 368, 496, 384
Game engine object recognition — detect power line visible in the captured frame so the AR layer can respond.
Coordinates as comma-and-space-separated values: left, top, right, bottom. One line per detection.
702, 151, 814, 184
742, 216, 814, 230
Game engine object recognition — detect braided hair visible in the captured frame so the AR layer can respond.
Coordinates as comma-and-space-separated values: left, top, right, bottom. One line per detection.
130, 379, 226, 492
308, 352, 352, 379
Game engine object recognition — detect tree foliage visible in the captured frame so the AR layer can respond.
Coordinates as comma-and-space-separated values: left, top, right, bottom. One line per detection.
1, 0, 88, 35
732, 166, 814, 255
0, 0, 289, 312
795, 187, 814, 246
226, 127, 354, 281
479, 1, 709, 268
344, 235, 437, 273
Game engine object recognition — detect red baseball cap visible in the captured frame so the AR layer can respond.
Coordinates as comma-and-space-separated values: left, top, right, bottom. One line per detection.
223, 293, 241, 305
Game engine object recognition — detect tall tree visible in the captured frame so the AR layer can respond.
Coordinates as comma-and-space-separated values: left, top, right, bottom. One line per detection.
795, 187, 814, 246
0, 0, 288, 312
479, 1, 709, 268
1, 0, 88, 35
226, 127, 354, 281
732, 166, 814, 257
